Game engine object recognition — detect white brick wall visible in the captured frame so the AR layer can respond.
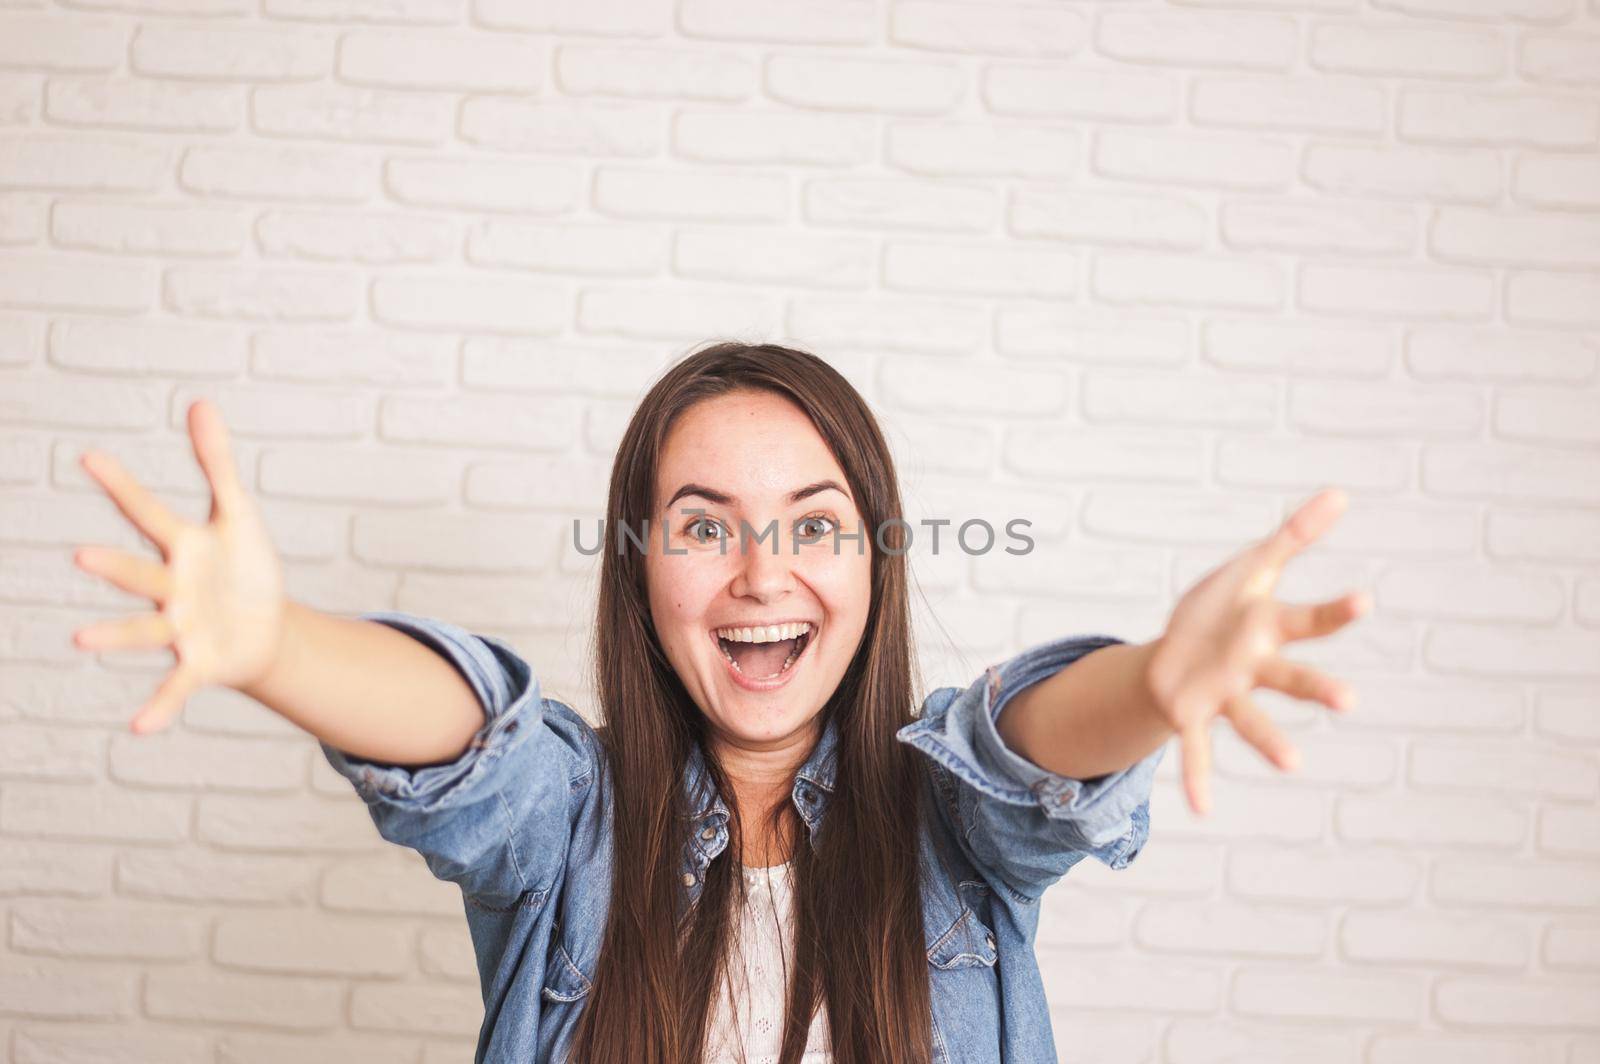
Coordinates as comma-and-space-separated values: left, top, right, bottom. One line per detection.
2, 0, 1598, 1059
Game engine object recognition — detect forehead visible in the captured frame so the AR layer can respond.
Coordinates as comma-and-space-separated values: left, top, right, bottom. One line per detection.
655, 391, 847, 509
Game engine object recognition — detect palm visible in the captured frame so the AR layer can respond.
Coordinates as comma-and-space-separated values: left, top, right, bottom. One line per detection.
1146, 489, 1371, 816
72, 400, 285, 733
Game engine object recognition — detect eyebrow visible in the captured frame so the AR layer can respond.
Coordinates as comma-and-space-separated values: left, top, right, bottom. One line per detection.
664, 479, 850, 510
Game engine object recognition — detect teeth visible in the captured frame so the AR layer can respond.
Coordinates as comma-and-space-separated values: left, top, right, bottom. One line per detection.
714, 621, 812, 644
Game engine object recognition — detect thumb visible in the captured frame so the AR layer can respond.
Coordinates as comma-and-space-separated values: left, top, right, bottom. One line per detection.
188, 399, 247, 521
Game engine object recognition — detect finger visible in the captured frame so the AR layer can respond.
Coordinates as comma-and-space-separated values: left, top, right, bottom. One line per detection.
74, 545, 172, 603
130, 664, 202, 735
1278, 589, 1371, 643
187, 398, 248, 522
79, 449, 185, 555
1178, 721, 1212, 817
1257, 655, 1357, 711
1248, 488, 1349, 591
72, 612, 176, 652
1221, 692, 1301, 772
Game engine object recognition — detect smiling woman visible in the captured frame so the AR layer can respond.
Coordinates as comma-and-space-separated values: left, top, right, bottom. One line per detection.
67, 341, 1368, 1064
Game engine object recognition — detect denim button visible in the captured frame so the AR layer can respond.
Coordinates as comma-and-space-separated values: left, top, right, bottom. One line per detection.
700, 826, 715, 840
682, 872, 696, 887
985, 933, 996, 951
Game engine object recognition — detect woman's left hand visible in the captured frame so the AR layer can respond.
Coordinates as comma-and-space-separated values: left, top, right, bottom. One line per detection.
1145, 487, 1372, 817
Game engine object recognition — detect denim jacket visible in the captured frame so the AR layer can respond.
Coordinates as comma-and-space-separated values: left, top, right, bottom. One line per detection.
320, 611, 1165, 1063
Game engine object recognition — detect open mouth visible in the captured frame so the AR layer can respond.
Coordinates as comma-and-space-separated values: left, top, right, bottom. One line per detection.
713, 622, 815, 683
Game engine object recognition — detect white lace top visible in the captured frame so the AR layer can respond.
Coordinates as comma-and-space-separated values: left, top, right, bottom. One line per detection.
704, 861, 833, 1064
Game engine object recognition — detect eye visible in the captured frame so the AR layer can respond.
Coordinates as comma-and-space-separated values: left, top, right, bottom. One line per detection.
795, 513, 837, 543
684, 516, 727, 544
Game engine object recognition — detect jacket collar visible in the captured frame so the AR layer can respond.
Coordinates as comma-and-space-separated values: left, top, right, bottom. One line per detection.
683, 715, 839, 842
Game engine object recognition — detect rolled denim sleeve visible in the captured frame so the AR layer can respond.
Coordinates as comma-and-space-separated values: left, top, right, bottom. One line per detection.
898, 633, 1166, 903
319, 610, 597, 907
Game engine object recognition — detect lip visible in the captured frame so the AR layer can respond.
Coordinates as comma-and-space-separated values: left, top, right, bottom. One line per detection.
709, 624, 817, 693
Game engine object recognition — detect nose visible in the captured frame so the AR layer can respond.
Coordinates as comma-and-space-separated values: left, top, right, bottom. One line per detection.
729, 522, 797, 602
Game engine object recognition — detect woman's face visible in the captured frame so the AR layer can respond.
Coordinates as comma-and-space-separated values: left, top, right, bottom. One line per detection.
645, 390, 872, 752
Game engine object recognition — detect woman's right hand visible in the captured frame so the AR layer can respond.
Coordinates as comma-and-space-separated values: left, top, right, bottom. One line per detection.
73, 398, 287, 735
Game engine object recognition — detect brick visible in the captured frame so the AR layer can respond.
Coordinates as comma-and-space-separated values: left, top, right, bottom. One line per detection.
131, 24, 334, 80
352, 510, 565, 571
0, 839, 112, 896
1097, 10, 1297, 69
0, 722, 101, 781
0, 959, 132, 1020
1300, 262, 1494, 319
889, 120, 1078, 178
252, 328, 454, 388
1311, 23, 1505, 79
1401, 88, 1600, 148
676, 0, 874, 44
1410, 740, 1596, 798
1433, 856, 1600, 910
0, 189, 45, 243
1047, 958, 1221, 1012
983, 65, 1177, 122
886, 418, 994, 478
53, 200, 249, 257
1435, 977, 1600, 1030
1496, 387, 1600, 446
997, 306, 1188, 367
180, 144, 377, 202
0, 17, 125, 71
15, 1025, 209, 1063
674, 228, 871, 289
476, 0, 670, 36
879, 358, 1068, 416
1221, 199, 1416, 255
1288, 379, 1482, 437
385, 155, 580, 213
1519, 32, 1600, 83
1, 782, 190, 843
0, 256, 154, 313
675, 109, 874, 167
419, 923, 476, 981
1166, 1022, 1363, 1064
1193, 76, 1385, 134
1490, 508, 1600, 563
1133, 900, 1325, 958
1303, 142, 1501, 204
321, 852, 460, 915
1081, 490, 1278, 545
118, 847, 314, 904
578, 284, 780, 340
11, 898, 206, 961
1406, 326, 1596, 383
1433, 207, 1600, 268
891, 2, 1087, 56
1507, 271, 1600, 327
1545, 921, 1600, 970
1086, 370, 1278, 428
371, 273, 566, 333
1095, 252, 1285, 310
1514, 155, 1600, 209
1370, 1034, 1562, 1064
1232, 967, 1423, 1023
1541, 806, 1600, 857
555, 44, 755, 100
1536, 689, 1600, 744
883, 239, 1078, 298
339, 30, 543, 90
258, 210, 457, 264
460, 337, 664, 397
803, 177, 997, 231
197, 793, 385, 851
764, 54, 963, 115
46, 76, 242, 133
460, 97, 661, 156
380, 392, 578, 451
1004, 425, 1202, 484
252, 83, 452, 146
108, 730, 307, 792
1228, 847, 1420, 904
350, 981, 481, 1036
0, 373, 164, 428
1216, 436, 1411, 491
1372, 0, 1572, 22
1095, 129, 1294, 190
213, 911, 411, 976
788, 295, 987, 355
1425, 622, 1600, 677
165, 266, 359, 321
595, 165, 788, 221
265, 0, 460, 21
1426, 442, 1600, 505
1204, 318, 1392, 377
146, 969, 343, 1029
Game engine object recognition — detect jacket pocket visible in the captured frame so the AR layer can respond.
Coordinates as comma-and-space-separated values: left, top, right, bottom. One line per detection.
925, 879, 998, 970
541, 942, 593, 1003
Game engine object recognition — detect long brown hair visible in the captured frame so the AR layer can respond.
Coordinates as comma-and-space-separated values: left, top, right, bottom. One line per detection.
572, 342, 934, 1064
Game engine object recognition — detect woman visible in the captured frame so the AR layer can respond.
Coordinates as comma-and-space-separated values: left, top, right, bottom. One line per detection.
70, 343, 1368, 1063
